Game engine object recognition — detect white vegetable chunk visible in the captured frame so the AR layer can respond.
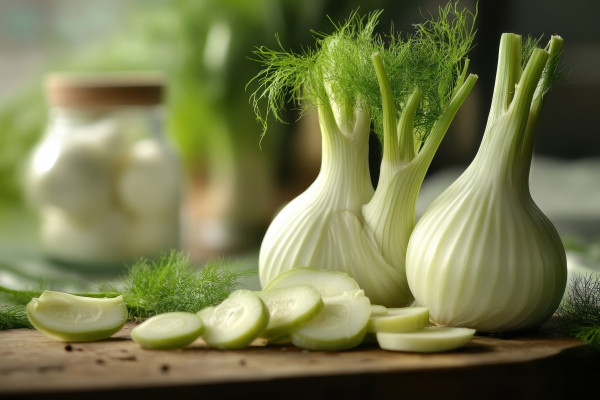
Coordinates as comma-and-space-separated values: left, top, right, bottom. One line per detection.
26, 290, 127, 342
116, 138, 181, 217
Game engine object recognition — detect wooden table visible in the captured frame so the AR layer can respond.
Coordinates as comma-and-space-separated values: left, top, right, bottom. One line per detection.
1, 319, 598, 399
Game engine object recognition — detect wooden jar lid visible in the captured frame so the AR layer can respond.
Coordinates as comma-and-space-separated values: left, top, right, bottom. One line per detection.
46, 71, 164, 107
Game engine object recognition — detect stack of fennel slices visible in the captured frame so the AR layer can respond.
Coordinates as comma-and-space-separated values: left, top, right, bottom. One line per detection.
26, 268, 475, 352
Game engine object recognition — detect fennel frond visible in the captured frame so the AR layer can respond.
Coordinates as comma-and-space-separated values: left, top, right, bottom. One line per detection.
556, 273, 600, 351
0, 250, 253, 329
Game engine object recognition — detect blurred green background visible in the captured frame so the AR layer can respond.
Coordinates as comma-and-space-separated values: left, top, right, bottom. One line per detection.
0, 0, 598, 282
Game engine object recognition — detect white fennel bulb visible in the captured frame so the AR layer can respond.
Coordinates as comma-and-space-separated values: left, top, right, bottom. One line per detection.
259, 101, 404, 306
406, 34, 567, 333
253, 7, 477, 307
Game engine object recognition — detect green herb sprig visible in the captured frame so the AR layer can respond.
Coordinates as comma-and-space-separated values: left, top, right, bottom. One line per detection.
120, 251, 252, 321
555, 273, 600, 351
0, 304, 31, 330
0, 250, 254, 330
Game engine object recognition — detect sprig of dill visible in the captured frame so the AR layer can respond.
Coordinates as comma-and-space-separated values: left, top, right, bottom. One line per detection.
119, 251, 252, 321
0, 250, 254, 329
555, 273, 600, 351
0, 304, 31, 330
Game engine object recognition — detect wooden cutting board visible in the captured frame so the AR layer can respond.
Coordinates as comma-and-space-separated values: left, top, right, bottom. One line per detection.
0, 320, 598, 399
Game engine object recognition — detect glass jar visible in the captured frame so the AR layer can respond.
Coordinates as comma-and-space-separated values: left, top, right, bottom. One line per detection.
25, 72, 182, 269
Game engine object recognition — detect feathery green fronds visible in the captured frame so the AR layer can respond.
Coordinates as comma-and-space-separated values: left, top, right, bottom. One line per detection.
371, 1, 477, 143
0, 304, 31, 330
248, 2, 476, 146
556, 273, 600, 351
122, 251, 250, 321
248, 10, 381, 138
0, 250, 254, 329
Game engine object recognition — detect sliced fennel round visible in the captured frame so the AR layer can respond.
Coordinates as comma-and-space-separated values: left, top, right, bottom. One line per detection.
376, 326, 475, 353
367, 307, 429, 333
131, 312, 204, 350
265, 267, 360, 298
258, 285, 323, 340
291, 290, 371, 351
197, 290, 269, 350
370, 304, 388, 317
26, 290, 127, 342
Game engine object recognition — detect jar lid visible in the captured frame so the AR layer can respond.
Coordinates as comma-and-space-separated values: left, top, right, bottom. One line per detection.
46, 71, 164, 107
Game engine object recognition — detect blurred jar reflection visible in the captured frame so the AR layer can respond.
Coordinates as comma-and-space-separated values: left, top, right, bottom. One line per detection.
25, 72, 182, 269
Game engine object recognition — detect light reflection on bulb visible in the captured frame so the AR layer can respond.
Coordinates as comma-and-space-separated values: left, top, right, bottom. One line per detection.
32, 138, 60, 174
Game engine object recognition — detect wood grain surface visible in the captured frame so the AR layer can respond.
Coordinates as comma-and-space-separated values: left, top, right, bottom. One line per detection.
1, 320, 598, 399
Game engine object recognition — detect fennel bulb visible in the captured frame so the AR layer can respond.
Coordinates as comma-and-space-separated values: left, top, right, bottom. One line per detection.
405, 34, 567, 333
252, 6, 477, 307
258, 98, 403, 305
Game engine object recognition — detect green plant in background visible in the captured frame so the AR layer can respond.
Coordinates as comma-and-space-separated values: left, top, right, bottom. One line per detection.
0, 87, 46, 206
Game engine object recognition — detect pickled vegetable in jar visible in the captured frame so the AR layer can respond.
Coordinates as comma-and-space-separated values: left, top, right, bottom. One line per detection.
25, 72, 181, 269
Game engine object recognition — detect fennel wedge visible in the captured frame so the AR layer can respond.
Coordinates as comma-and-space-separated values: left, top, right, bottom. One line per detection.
26, 290, 127, 342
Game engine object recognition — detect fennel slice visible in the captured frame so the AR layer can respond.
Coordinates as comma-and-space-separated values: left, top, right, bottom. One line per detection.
258, 285, 323, 340
26, 290, 127, 342
367, 306, 429, 333
265, 267, 360, 298
131, 312, 204, 350
291, 290, 371, 351
370, 304, 388, 316
197, 290, 269, 350
376, 326, 475, 353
